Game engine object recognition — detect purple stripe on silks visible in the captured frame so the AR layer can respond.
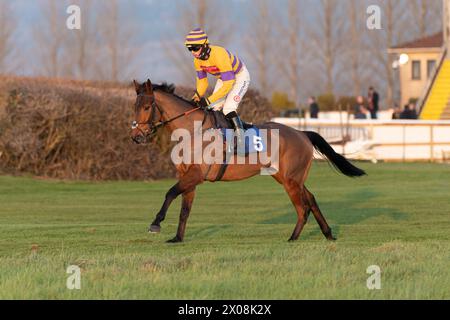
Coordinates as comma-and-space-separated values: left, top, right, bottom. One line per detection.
231, 56, 237, 68
197, 71, 207, 79
221, 71, 236, 81
211, 73, 221, 77
186, 36, 208, 41
226, 50, 232, 59
235, 61, 243, 74
193, 28, 202, 32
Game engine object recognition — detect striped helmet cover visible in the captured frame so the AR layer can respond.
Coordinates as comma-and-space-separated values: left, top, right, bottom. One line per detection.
185, 28, 209, 46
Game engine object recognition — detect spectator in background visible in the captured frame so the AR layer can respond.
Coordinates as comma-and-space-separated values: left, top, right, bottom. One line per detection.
368, 87, 379, 119
354, 96, 368, 119
308, 96, 320, 119
392, 103, 402, 119
400, 103, 418, 120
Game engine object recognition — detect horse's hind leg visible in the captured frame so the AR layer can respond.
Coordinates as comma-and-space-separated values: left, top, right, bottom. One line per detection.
304, 187, 336, 241
284, 179, 310, 241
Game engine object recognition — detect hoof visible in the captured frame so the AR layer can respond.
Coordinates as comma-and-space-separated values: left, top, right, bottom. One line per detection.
166, 236, 182, 243
324, 229, 337, 241
148, 225, 161, 233
288, 237, 298, 242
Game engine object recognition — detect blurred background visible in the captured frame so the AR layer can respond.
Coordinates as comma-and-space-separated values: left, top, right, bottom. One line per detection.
0, 0, 444, 108
0, 0, 449, 181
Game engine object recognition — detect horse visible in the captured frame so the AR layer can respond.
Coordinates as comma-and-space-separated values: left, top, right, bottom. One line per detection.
130, 79, 366, 243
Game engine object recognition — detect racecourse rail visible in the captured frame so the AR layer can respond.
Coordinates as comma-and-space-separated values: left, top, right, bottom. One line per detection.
272, 117, 450, 162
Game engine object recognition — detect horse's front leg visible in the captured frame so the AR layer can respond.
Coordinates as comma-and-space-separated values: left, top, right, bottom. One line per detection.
149, 165, 203, 235
149, 183, 182, 233
166, 188, 196, 243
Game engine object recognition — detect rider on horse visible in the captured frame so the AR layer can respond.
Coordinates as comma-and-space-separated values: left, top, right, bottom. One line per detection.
185, 28, 250, 150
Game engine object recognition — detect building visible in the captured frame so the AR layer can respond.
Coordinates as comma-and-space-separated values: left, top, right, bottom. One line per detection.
389, 1, 450, 120
388, 32, 444, 110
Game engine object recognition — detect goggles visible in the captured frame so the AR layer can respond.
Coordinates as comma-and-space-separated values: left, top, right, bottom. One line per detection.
187, 45, 202, 52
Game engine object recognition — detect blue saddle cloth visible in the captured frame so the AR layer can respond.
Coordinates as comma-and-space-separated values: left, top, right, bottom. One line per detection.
220, 126, 266, 155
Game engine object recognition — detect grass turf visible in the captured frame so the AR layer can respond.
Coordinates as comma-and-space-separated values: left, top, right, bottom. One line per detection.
0, 162, 449, 299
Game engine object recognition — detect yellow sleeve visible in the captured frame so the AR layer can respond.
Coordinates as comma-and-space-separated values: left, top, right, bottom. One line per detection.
194, 59, 208, 98
207, 49, 236, 103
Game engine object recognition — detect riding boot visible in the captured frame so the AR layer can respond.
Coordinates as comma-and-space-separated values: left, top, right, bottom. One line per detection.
226, 111, 245, 153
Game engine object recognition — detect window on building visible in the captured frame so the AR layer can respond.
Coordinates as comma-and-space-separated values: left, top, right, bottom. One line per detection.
412, 60, 421, 80
427, 60, 436, 78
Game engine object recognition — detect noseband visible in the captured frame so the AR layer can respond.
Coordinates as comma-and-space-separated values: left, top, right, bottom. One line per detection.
132, 94, 203, 138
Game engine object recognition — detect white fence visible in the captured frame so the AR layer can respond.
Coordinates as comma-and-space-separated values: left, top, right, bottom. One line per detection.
272, 117, 450, 162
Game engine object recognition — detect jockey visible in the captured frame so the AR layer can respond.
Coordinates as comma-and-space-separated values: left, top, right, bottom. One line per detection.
185, 28, 250, 150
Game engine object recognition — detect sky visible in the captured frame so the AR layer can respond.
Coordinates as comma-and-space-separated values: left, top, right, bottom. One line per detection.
4, 0, 444, 106
8, 0, 254, 84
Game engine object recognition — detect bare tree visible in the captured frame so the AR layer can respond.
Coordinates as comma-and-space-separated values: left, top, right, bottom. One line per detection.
348, 0, 361, 96
63, 0, 96, 80
272, 0, 303, 107
411, 0, 429, 38
309, 0, 347, 95
344, 0, 376, 97
99, 0, 119, 81
0, 2, 16, 73
34, 0, 67, 78
246, 0, 273, 96
428, 0, 443, 33
96, 0, 139, 82
410, 0, 443, 38
368, 0, 410, 108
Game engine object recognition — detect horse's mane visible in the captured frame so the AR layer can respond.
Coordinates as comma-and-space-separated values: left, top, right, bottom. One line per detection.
152, 82, 196, 107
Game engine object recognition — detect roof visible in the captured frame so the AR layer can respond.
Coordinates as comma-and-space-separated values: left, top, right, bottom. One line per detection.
391, 32, 443, 49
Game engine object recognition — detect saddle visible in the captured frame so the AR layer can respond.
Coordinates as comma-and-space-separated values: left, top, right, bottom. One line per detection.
208, 110, 253, 130
202, 110, 267, 182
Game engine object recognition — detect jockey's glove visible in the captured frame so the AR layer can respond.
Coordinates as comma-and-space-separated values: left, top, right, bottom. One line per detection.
198, 97, 211, 110
191, 94, 200, 103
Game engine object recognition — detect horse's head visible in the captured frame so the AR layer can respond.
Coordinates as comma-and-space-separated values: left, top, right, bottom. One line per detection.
130, 79, 163, 144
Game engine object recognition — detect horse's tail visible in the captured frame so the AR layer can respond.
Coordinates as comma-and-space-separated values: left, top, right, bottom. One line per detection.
303, 131, 366, 177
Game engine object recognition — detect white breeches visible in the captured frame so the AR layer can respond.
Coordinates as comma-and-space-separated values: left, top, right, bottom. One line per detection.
210, 65, 250, 115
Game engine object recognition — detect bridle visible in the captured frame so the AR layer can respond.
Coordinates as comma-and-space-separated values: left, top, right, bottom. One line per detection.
132, 93, 203, 138
131, 94, 165, 137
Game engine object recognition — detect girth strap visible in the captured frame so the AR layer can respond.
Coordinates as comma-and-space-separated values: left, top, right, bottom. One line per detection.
215, 163, 228, 182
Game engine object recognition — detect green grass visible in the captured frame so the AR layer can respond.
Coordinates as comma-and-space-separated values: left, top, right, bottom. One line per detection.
0, 162, 449, 299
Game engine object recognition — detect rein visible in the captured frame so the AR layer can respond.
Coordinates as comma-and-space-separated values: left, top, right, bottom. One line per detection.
132, 94, 204, 136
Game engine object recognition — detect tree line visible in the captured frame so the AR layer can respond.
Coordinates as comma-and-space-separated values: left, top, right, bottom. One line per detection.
0, 0, 443, 109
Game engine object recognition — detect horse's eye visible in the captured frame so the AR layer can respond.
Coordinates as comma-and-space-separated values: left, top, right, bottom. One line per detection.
131, 121, 138, 129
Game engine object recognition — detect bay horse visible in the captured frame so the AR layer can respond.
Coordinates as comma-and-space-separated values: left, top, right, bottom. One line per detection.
130, 79, 366, 243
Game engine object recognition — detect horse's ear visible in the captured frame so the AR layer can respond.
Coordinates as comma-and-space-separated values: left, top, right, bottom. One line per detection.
145, 79, 153, 94
133, 80, 139, 93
